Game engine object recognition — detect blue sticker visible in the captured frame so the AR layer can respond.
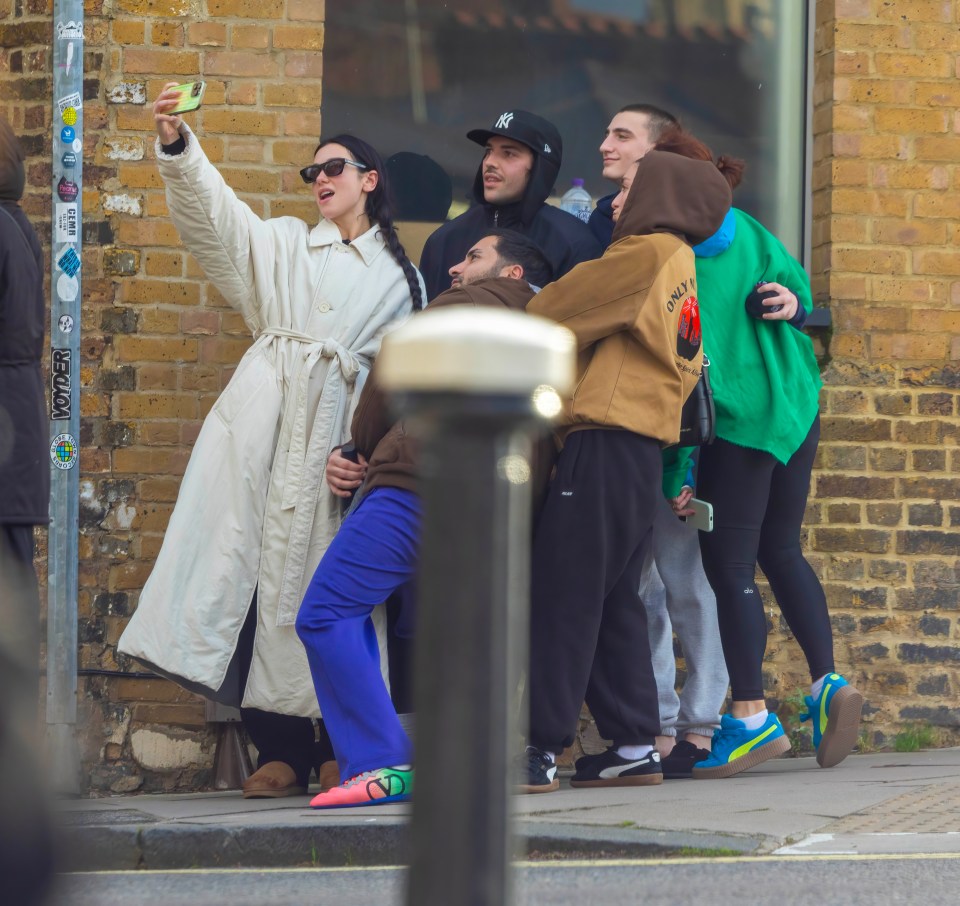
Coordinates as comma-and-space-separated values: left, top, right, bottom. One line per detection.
57, 246, 81, 277
62, 151, 77, 168
61, 125, 75, 143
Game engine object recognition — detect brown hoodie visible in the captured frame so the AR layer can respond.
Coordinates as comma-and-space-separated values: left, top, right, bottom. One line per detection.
527, 149, 731, 445
350, 276, 537, 495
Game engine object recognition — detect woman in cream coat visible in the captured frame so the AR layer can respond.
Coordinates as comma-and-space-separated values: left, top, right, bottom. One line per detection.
119, 84, 424, 797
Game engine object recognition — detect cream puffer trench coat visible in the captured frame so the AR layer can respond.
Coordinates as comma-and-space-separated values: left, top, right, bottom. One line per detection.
118, 125, 420, 716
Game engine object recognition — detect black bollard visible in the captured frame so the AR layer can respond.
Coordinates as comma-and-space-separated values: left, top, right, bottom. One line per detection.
377, 307, 574, 906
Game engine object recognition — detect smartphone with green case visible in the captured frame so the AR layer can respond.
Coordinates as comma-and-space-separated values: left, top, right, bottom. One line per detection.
169, 80, 206, 115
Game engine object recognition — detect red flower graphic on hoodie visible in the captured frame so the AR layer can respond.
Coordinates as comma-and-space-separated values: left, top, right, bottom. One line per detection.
677, 295, 701, 361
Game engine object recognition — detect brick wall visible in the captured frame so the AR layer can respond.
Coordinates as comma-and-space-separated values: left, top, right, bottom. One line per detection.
2, 0, 958, 794
793, 0, 960, 746
2, 0, 325, 793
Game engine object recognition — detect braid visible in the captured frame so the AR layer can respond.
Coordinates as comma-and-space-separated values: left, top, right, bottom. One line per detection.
381, 223, 423, 311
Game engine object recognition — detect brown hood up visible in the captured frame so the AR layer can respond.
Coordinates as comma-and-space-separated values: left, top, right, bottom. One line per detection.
0, 117, 25, 203
611, 149, 731, 247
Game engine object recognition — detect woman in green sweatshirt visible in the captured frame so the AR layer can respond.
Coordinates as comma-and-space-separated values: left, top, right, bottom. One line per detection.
657, 128, 864, 781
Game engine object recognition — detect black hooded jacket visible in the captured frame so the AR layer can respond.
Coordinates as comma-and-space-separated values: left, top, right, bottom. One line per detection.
418, 145, 601, 301
0, 118, 48, 525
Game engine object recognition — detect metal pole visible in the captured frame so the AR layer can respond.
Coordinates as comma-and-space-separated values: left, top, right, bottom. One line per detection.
47, 1, 84, 795
377, 307, 574, 906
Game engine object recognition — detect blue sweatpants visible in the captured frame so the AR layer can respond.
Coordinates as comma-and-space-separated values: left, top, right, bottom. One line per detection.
295, 487, 420, 781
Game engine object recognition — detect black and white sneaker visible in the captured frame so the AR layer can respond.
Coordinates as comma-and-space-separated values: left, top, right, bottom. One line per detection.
516, 746, 559, 794
570, 747, 663, 788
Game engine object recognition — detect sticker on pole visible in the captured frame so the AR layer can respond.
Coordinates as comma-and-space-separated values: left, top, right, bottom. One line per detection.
55, 203, 78, 242
57, 246, 81, 277
50, 434, 78, 470
57, 176, 79, 202
50, 349, 72, 420
57, 21, 84, 40
62, 106, 78, 126
57, 92, 83, 116
57, 274, 79, 303
60, 125, 75, 144
58, 313, 75, 333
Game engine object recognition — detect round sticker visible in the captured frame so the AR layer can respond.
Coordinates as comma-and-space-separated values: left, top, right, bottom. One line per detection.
57, 274, 79, 302
60, 125, 75, 143
58, 314, 75, 333
51, 434, 78, 470
72, 138, 82, 153
62, 150, 77, 169
57, 176, 79, 202
62, 106, 77, 126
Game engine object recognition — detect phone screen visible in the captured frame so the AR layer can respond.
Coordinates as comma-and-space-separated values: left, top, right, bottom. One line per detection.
170, 80, 206, 115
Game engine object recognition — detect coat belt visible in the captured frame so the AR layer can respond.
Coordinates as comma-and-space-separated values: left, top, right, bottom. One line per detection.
257, 327, 370, 625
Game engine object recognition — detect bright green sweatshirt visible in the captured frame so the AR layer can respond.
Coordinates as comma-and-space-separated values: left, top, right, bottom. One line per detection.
661, 209, 822, 499
694, 208, 821, 461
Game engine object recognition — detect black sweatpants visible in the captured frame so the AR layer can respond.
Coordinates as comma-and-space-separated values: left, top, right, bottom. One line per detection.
696, 415, 834, 701
527, 429, 662, 753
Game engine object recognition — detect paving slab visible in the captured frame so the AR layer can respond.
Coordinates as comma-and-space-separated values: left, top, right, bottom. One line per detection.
53, 748, 960, 869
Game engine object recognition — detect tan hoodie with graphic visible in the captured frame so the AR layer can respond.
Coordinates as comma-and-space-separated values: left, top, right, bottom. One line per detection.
527, 149, 731, 446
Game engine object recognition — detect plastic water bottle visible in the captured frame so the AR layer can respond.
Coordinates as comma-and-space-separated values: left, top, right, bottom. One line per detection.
559, 178, 592, 223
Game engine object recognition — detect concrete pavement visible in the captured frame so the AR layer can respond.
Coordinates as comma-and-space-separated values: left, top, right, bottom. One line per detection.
55, 748, 960, 872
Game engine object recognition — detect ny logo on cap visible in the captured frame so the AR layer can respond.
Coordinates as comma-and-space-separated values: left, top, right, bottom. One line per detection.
495, 111, 514, 129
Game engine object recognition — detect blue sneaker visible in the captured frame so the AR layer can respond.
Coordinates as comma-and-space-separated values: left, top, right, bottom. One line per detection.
692, 713, 790, 779
800, 673, 864, 768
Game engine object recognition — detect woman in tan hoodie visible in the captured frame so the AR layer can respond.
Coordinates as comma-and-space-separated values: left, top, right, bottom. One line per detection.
520, 149, 731, 792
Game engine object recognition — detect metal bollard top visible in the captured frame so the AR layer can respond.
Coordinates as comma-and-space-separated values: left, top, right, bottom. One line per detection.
376, 306, 575, 398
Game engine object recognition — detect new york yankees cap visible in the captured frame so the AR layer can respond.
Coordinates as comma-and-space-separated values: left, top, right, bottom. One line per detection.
467, 109, 562, 165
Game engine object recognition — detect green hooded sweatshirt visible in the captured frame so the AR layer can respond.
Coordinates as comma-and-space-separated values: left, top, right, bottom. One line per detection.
693, 207, 821, 463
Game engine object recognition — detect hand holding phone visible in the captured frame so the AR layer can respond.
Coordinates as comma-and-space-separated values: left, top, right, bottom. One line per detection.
684, 497, 713, 532
168, 80, 206, 115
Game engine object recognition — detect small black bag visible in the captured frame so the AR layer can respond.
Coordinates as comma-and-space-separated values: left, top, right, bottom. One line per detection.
678, 355, 715, 447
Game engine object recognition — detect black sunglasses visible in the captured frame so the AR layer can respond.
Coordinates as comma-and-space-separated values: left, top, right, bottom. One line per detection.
300, 158, 368, 183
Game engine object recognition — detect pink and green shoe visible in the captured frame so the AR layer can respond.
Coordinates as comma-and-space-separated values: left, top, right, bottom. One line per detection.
309, 766, 412, 810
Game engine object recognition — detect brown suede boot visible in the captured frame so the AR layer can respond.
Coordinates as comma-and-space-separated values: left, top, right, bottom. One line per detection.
318, 760, 341, 792
242, 761, 306, 799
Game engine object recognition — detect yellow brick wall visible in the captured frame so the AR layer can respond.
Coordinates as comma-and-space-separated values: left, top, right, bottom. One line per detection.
788, 0, 960, 748
3, 0, 958, 791
2, 0, 326, 793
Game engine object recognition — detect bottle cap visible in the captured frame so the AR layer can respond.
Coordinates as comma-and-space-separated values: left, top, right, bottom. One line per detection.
572, 178, 584, 187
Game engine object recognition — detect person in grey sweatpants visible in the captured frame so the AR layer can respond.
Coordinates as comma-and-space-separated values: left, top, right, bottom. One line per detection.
641, 491, 729, 778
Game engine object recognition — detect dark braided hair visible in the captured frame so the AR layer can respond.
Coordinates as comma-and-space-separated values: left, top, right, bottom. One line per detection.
316, 134, 423, 311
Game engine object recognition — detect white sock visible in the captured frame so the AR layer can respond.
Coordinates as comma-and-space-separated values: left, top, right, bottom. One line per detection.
811, 675, 827, 698
739, 710, 768, 731
616, 744, 653, 760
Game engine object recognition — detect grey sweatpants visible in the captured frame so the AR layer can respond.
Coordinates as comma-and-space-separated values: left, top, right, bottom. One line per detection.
639, 494, 728, 739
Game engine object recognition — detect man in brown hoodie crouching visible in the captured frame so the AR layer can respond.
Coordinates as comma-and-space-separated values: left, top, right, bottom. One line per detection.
519, 149, 732, 792
296, 228, 552, 810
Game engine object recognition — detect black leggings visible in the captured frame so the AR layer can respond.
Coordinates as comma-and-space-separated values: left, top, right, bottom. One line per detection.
696, 416, 834, 701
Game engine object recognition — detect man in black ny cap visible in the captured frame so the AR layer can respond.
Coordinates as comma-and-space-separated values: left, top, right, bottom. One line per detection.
418, 109, 601, 301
